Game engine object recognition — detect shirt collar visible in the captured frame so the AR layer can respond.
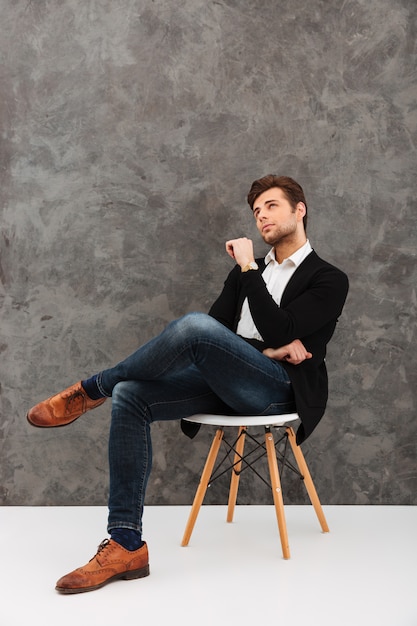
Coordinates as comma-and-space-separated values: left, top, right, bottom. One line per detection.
264, 239, 312, 267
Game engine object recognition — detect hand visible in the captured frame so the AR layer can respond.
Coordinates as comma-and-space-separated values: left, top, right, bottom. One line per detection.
263, 339, 312, 365
225, 238, 255, 269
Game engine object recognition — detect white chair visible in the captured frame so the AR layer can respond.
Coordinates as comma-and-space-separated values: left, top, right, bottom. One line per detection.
181, 413, 329, 559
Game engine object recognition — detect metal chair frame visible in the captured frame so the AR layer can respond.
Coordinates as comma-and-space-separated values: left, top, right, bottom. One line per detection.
205, 426, 303, 491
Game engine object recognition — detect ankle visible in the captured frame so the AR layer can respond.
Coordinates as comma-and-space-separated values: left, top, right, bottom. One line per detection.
81, 375, 104, 400
110, 528, 144, 551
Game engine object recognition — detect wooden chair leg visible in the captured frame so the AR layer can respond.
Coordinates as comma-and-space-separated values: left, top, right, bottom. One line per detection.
265, 427, 290, 559
286, 427, 329, 533
226, 426, 246, 523
181, 428, 224, 546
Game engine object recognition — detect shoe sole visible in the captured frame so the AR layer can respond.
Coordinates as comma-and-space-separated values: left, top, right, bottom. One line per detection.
26, 413, 80, 428
56, 564, 150, 594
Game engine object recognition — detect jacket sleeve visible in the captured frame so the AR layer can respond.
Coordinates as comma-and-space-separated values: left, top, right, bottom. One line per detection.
240, 261, 349, 347
208, 264, 241, 330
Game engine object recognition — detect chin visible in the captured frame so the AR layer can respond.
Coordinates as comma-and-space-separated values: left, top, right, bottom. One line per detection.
262, 234, 279, 245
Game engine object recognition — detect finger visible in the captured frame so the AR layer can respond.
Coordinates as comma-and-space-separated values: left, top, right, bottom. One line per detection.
225, 241, 236, 259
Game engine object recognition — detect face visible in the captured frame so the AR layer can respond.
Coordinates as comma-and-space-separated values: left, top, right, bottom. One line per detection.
252, 187, 304, 246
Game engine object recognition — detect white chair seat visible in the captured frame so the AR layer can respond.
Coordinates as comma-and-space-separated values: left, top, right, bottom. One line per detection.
183, 412, 299, 427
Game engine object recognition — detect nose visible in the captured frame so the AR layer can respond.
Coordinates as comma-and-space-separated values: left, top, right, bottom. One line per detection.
257, 207, 267, 221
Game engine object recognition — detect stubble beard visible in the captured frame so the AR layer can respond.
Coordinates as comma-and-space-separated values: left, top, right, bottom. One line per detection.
261, 221, 298, 247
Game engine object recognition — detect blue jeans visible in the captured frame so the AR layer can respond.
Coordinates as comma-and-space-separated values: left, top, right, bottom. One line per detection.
97, 312, 295, 534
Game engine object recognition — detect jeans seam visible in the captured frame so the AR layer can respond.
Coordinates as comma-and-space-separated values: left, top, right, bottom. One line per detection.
96, 373, 112, 397
151, 337, 290, 388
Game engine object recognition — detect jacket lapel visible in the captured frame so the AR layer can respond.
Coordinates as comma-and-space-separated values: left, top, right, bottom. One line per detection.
280, 250, 318, 307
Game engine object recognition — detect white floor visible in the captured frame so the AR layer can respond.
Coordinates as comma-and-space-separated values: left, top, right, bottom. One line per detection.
1, 505, 416, 626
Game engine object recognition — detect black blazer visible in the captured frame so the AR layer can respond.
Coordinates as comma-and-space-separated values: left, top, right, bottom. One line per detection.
206, 250, 349, 444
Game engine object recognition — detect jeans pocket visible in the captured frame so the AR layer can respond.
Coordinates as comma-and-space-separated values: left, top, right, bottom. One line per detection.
260, 400, 297, 416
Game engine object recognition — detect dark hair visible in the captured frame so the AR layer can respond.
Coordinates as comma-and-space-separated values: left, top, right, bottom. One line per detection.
247, 175, 308, 232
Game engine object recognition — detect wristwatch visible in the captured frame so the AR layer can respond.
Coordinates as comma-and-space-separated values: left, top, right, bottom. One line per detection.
241, 261, 259, 272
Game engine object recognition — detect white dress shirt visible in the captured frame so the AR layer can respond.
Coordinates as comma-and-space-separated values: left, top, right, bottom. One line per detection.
236, 240, 313, 342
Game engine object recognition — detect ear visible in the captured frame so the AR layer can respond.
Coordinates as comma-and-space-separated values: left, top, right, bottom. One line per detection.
296, 202, 306, 221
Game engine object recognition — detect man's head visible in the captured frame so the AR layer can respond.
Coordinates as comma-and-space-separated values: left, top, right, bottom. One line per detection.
247, 175, 308, 232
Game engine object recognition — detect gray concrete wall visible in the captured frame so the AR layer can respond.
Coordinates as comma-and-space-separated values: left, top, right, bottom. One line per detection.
1, 0, 416, 507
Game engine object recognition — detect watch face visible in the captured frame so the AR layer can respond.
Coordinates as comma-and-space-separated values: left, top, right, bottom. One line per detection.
242, 261, 258, 272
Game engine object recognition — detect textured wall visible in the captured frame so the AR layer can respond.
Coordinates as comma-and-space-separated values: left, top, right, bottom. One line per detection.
1, 0, 416, 508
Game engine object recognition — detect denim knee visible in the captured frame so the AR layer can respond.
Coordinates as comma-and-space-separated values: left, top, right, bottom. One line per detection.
111, 380, 141, 411
173, 312, 218, 337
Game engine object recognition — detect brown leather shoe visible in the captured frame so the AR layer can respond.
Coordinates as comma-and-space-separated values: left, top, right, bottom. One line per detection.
56, 539, 150, 594
27, 381, 106, 428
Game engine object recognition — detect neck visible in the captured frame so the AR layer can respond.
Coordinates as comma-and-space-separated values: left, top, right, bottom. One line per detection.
273, 236, 307, 264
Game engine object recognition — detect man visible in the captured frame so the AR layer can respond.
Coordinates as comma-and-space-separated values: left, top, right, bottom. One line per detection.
27, 175, 349, 593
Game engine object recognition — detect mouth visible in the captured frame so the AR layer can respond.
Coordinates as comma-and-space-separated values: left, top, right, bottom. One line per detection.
262, 224, 274, 232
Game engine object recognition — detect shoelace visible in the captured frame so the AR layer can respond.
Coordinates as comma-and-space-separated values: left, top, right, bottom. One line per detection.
63, 389, 86, 414
89, 538, 112, 563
